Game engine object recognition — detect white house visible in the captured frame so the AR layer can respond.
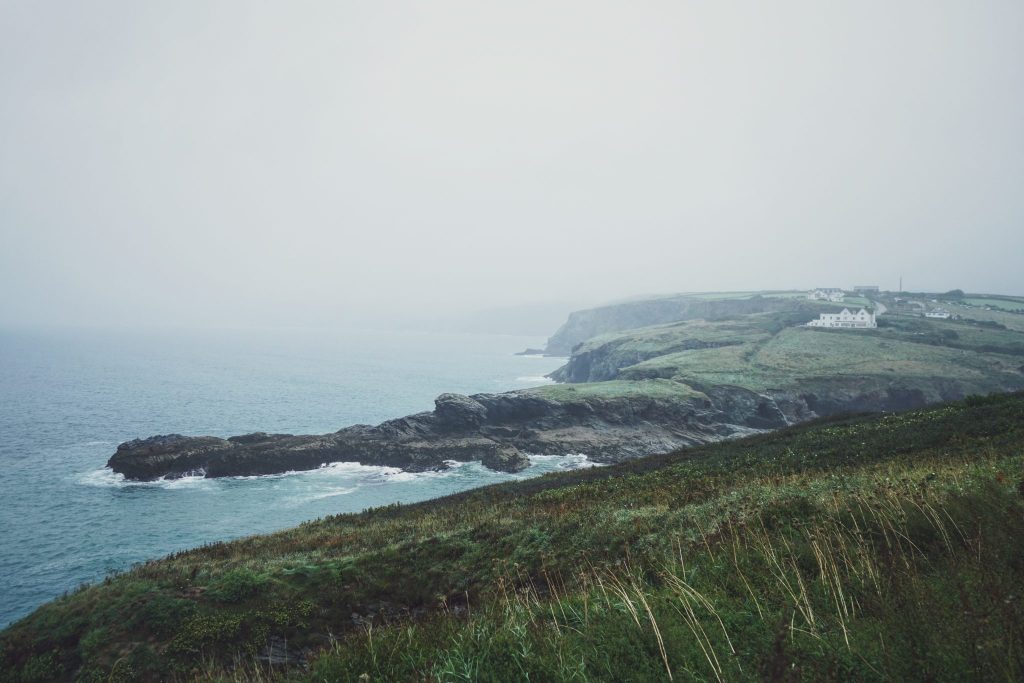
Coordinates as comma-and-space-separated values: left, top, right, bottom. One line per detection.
925, 310, 951, 319
806, 308, 877, 329
808, 288, 845, 303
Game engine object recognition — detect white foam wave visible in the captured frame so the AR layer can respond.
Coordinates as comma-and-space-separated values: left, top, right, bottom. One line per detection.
76, 467, 130, 488
317, 461, 401, 476
515, 376, 554, 383
159, 473, 212, 489
76, 460, 422, 491
75, 468, 213, 490
366, 460, 473, 483
75, 454, 598, 494
297, 487, 358, 503
224, 461, 401, 482
527, 453, 603, 470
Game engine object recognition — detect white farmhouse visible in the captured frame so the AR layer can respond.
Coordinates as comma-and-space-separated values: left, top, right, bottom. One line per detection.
925, 310, 951, 319
806, 308, 877, 329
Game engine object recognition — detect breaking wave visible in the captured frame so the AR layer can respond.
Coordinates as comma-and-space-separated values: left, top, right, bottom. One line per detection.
515, 375, 555, 383
76, 453, 599, 492
527, 453, 603, 470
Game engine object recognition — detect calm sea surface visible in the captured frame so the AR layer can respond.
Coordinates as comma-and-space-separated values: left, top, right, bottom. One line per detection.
0, 327, 571, 626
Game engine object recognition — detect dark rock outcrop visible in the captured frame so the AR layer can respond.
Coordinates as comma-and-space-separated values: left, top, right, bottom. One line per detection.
107, 372, 1016, 482
481, 446, 531, 473
434, 393, 488, 430
108, 434, 233, 480
108, 386, 757, 481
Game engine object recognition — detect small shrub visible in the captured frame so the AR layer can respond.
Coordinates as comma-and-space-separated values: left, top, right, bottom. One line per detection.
139, 594, 196, 635
18, 651, 63, 683
206, 569, 266, 604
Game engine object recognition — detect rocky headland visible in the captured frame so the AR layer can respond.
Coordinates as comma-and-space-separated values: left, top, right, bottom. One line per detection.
106, 378, 973, 481
108, 294, 1024, 481
108, 388, 733, 480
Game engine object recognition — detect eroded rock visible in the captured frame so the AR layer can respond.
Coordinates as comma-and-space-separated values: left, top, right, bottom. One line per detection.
480, 446, 530, 473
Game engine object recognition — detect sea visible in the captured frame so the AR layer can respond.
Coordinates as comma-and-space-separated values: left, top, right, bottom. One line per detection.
0, 326, 575, 627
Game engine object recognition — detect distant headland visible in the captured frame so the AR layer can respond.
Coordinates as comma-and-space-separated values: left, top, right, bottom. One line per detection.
108, 289, 1024, 481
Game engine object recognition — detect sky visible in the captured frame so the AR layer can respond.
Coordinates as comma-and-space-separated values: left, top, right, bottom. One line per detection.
1, 1, 1022, 330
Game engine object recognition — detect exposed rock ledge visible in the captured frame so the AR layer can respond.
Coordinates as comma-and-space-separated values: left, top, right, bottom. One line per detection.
106, 381, 945, 481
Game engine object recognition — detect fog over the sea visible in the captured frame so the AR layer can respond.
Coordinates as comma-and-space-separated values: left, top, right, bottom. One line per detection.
1, 1, 1022, 330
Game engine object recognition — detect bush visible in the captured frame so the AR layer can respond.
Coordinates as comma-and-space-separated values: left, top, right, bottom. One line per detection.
18, 651, 63, 683
139, 594, 196, 635
206, 568, 266, 604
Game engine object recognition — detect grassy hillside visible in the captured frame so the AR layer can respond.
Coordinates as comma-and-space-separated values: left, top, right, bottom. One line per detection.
963, 297, 1024, 313
624, 325, 1023, 391
553, 309, 1024, 401
3, 393, 1024, 681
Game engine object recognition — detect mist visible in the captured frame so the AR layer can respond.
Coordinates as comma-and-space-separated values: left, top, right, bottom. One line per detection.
2, 1, 1022, 330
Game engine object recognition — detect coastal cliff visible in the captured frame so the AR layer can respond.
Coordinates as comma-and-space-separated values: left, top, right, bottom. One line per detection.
109, 384, 751, 480
108, 301, 1024, 481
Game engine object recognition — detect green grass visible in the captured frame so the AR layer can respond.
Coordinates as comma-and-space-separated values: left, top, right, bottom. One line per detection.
943, 302, 1024, 332
759, 327, 1020, 382
878, 316, 1024, 356
550, 306, 1024, 398
572, 317, 773, 357
553, 307, 851, 383
964, 297, 1024, 312
3, 393, 1024, 681
840, 295, 872, 307
620, 324, 1024, 395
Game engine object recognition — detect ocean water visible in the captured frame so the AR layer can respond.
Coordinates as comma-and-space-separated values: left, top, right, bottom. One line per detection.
0, 327, 572, 627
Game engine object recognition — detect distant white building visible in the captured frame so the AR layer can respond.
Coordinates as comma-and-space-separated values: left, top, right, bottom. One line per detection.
808, 288, 845, 303
925, 310, 951, 319
806, 308, 877, 329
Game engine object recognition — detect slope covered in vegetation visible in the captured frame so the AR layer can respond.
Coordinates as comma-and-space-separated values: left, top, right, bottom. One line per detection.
3, 393, 1024, 681
553, 308, 1024, 395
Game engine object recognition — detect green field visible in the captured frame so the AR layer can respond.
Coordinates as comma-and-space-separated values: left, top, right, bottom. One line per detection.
575, 316, 775, 356
4, 394, 1023, 681
944, 301, 1024, 332
565, 311, 1024, 396
623, 326, 1021, 393
839, 295, 872, 307
964, 297, 1024, 312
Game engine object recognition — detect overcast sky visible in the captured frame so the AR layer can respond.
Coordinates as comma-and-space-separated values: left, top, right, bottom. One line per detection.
2, 1, 1022, 329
